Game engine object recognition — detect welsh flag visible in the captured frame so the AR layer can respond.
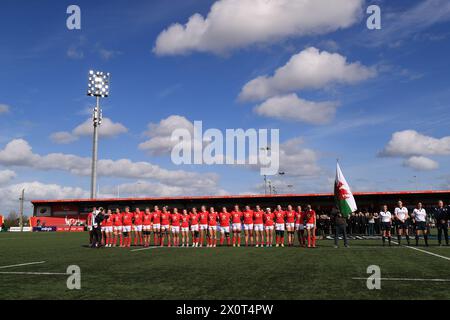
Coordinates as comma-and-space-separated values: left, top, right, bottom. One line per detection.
334, 162, 357, 218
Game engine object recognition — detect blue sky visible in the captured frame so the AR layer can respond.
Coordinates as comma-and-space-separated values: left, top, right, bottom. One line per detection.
1, 0, 450, 212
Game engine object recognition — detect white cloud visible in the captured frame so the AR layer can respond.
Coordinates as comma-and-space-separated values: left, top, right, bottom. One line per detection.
154, 0, 363, 55
67, 46, 84, 59
0, 104, 10, 114
254, 93, 338, 124
239, 47, 376, 101
381, 130, 450, 157
0, 139, 219, 189
278, 138, 321, 176
0, 170, 16, 185
138, 115, 194, 155
0, 181, 89, 213
50, 131, 78, 144
403, 156, 439, 171
50, 117, 128, 144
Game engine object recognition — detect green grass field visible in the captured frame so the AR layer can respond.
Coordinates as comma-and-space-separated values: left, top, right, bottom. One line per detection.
1, 232, 450, 300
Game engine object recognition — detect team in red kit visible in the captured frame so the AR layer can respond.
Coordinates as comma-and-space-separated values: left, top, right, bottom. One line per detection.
99, 204, 317, 248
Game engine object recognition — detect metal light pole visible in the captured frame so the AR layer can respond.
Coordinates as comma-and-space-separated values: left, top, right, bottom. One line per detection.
260, 146, 271, 195
87, 70, 110, 199
19, 188, 24, 232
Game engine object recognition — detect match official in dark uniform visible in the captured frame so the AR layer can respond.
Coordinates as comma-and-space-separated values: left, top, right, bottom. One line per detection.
92, 207, 106, 248
332, 209, 349, 248
433, 201, 449, 246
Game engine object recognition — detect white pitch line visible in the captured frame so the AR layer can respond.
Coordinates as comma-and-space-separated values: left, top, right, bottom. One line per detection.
0, 261, 46, 269
391, 241, 450, 262
352, 277, 450, 282
0, 271, 66, 275
131, 246, 162, 252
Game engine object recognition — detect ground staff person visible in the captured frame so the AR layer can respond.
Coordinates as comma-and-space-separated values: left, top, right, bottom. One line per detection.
333, 210, 349, 248
433, 201, 449, 246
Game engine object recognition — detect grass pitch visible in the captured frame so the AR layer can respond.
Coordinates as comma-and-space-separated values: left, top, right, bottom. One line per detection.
0, 232, 449, 300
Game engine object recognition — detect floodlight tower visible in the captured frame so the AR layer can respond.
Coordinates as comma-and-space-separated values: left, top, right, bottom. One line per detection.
87, 70, 110, 199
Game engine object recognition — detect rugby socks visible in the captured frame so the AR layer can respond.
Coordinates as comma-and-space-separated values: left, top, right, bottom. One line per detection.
397, 235, 401, 244
388, 236, 391, 246
406, 235, 410, 245
227, 237, 231, 246
382, 236, 385, 245
415, 235, 419, 246
424, 234, 429, 246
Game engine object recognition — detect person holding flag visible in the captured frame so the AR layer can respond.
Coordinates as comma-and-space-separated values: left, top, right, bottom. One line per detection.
334, 162, 357, 247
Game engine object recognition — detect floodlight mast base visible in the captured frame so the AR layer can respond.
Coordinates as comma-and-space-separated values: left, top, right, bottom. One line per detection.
90, 96, 101, 199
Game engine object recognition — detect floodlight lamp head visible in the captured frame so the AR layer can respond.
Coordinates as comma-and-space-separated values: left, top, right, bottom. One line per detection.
87, 70, 110, 97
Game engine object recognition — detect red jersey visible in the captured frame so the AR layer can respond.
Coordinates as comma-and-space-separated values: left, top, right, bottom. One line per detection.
306, 210, 316, 224
134, 211, 144, 225
243, 210, 254, 224
199, 211, 209, 225
231, 211, 242, 223
170, 213, 181, 227
264, 212, 275, 226
122, 212, 133, 226
253, 210, 264, 224
219, 212, 231, 227
160, 212, 170, 225
208, 212, 218, 226
296, 211, 305, 224
286, 210, 296, 223
275, 210, 286, 224
190, 213, 199, 225
104, 214, 113, 227
143, 213, 152, 226
113, 213, 122, 226
152, 210, 161, 224
181, 215, 190, 228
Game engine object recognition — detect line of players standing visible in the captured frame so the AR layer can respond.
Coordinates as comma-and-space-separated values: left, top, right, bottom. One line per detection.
378, 200, 449, 247
89, 204, 318, 248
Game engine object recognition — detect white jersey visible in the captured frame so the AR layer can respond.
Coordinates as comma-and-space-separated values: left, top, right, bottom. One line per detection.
380, 211, 392, 223
413, 208, 426, 222
395, 207, 408, 221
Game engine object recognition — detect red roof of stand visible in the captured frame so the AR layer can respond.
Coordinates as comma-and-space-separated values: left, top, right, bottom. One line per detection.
31, 190, 450, 204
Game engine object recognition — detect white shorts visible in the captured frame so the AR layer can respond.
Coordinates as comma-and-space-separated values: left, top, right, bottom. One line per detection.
161, 224, 170, 232
244, 224, 253, 231
208, 226, 217, 232
101, 226, 107, 232
275, 223, 285, 231
143, 225, 152, 231
286, 222, 295, 229
152, 223, 161, 231
254, 224, 264, 231
88, 226, 93, 231
171, 226, 180, 233
181, 227, 189, 232
113, 226, 122, 232
220, 226, 230, 233
133, 225, 143, 232
190, 224, 199, 232
265, 225, 274, 231
306, 223, 315, 230
200, 224, 208, 231
105, 226, 113, 233
122, 225, 132, 232
232, 223, 242, 232
295, 224, 304, 231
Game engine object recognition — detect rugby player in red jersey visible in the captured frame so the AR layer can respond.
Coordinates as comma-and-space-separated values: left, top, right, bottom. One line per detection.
305, 205, 317, 248
190, 208, 200, 247
219, 207, 231, 246
285, 205, 296, 247
264, 208, 275, 247
243, 206, 254, 246
208, 207, 218, 247
170, 208, 181, 247
295, 206, 306, 247
274, 205, 286, 247
100, 211, 108, 246
112, 208, 122, 247
253, 205, 265, 247
142, 208, 153, 247
103, 209, 114, 247
152, 206, 161, 246
160, 207, 171, 247
180, 209, 190, 247
231, 205, 242, 247
133, 208, 144, 246
121, 206, 133, 247
198, 206, 209, 247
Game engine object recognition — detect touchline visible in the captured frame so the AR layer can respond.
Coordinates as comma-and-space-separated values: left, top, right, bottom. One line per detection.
170, 121, 280, 176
